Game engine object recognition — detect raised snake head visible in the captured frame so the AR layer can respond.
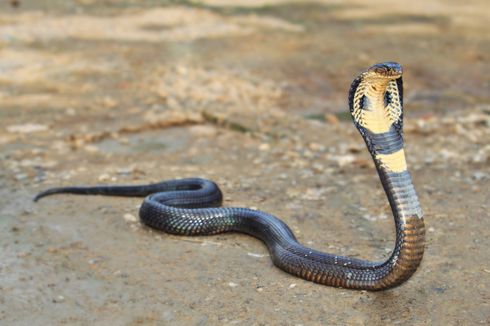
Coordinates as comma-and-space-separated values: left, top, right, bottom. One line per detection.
348, 62, 406, 173
365, 62, 403, 80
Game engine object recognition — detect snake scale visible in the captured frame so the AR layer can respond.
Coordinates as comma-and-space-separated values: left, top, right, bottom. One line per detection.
35, 62, 425, 291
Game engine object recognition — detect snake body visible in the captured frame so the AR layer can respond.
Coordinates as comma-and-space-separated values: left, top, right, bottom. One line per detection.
35, 62, 425, 291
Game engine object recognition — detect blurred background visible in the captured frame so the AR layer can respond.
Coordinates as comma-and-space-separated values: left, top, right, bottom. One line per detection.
1, 0, 489, 325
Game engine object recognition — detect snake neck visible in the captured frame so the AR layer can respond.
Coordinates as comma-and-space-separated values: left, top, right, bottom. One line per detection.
375, 157, 424, 221
372, 163, 425, 289
365, 104, 425, 289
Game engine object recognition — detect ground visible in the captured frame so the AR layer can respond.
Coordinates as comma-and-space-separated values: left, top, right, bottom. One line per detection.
0, 0, 489, 325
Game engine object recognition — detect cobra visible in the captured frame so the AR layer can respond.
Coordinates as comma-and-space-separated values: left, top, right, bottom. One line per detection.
35, 62, 425, 291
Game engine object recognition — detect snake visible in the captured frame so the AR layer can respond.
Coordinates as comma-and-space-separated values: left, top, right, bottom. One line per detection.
35, 62, 425, 291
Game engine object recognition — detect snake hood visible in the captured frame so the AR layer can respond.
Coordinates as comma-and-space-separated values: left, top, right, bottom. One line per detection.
349, 62, 405, 168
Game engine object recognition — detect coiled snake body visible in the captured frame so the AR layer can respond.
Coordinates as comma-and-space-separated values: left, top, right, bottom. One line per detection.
35, 62, 425, 291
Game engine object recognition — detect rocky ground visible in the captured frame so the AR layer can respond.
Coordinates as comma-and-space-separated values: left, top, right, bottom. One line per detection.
1, 0, 489, 325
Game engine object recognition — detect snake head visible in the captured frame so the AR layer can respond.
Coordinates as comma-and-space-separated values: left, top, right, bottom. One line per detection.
348, 62, 405, 158
365, 62, 403, 80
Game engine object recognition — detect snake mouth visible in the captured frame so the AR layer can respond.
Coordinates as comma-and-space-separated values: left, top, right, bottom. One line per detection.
366, 62, 402, 79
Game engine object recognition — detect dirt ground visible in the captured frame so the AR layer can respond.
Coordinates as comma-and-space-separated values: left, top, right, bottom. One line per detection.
1, 0, 489, 325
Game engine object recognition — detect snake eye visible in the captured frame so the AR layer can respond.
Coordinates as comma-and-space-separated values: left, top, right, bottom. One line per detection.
374, 66, 388, 75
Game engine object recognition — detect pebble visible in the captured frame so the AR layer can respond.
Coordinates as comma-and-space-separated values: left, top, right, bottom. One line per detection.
258, 143, 271, 151
324, 113, 339, 124
65, 107, 76, 116
123, 213, 138, 222
113, 270, 129, 278
163, 311, 173, 322
247, 252, 267, 258
101, 96, 118, 109
116, 167, 133, 175
302, 187, 334, 201
440, 149, 458, 160
362, 213, 388, 222
98, 173, 111, 181
472, 171, 487, 181
289, 283, 297, 289
7, 123, 49, 133
328, 154, 356, 167
17, 251, 30, 258
53, 295, 65, 303
228, 282, 238, 288
308, 142, 325, 152
189, 125, 217, 137
15, 173, 28, 181
84, 145, 99, 152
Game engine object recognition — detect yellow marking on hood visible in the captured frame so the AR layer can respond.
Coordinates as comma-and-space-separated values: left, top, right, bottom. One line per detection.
376, 149, 407, 173
353, 79, 400, 134
362, 107, 392, 133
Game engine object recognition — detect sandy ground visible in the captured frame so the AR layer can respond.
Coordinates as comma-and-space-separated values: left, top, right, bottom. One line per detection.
1, 0, 489, 325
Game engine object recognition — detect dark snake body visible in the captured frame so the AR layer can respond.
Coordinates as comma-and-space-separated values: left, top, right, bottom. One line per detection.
35, 62, 425, 291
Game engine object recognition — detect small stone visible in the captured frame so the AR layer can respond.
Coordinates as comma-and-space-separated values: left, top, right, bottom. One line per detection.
113, 270, 129, 278
329, 154, 356, 167
228, 282, 238, 288
163, 311, 173, 322
189, 125, 217, 137
308, 142, 325, 152
130, 224, 140, 231
15, 173, 28, 181
302, 187, 334, 201
7, 123, 49, 133
123, 213, 138, 222
258, 143, 270, 151
0, 135, 14, 145
311, 163, 324, 173
472, 171, 487, 181
98, 173, 110, 181
88, 257, 105, 265
302, 149, 314, 159
53, 295, 65, 303
84, 145, 99, 153
348, 144, 363, 153
289, 283, 297, 289
362, 213, 388, 222
65, 108, 76, 116
100, 96, 118, 109
440, 149, 458, 160
116, 167, 133, 175
247, 252, 267, 258
324, 113, 339, 124
118, 137, 130, 145
17, 251, 30, 258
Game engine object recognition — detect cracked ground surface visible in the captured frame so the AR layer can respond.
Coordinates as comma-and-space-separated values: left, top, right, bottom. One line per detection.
1, 0, 489, 324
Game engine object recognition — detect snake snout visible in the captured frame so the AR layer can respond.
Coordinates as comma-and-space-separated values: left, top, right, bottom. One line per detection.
368, 62, 402, 79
